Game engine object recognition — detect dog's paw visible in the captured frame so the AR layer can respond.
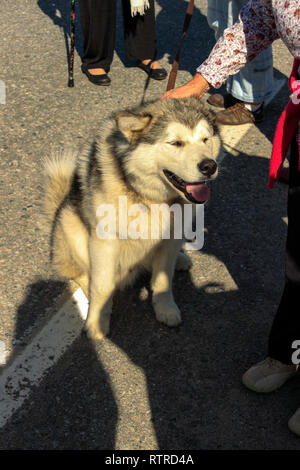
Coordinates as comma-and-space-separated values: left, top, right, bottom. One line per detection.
154, 299, 182, 327
84, 321, 109, 341
175, 252, 192, 271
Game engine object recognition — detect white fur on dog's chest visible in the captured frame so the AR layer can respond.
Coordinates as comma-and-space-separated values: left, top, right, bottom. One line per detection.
115, 236, 165, 286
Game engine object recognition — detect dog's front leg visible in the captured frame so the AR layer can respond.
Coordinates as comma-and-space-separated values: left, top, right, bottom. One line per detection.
151, 239, 183, 327
84, 239, 117, 341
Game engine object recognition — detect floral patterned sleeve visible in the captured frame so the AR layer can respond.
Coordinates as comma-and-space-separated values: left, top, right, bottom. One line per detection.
197, 0, 279, 88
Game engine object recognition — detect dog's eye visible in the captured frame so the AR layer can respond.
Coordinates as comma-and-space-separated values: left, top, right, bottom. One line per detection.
203, 138, 209, 143
169, 141, 184, 147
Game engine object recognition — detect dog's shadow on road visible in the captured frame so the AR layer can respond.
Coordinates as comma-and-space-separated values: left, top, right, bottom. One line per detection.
0, 279, 119, 449
2, 145, 300, 449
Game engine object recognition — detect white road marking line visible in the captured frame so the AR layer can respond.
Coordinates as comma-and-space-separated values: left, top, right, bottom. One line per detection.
0, 288, 87, 428
0, 77, 287, 429
0, 341, 6, 366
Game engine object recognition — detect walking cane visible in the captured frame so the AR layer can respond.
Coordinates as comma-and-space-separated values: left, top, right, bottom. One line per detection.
166, 0, 194, 92
68, 0, 75, 87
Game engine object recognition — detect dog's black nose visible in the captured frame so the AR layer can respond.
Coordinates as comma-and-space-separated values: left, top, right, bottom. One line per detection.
198, 158, 217, 177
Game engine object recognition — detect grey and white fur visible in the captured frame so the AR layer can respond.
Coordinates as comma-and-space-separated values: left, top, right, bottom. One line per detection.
44, 97, 222, 340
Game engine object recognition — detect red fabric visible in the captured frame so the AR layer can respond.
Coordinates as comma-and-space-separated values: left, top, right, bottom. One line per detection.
268, 59, 300, 189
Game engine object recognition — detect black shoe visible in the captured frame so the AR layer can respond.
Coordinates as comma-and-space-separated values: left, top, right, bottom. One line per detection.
136, 60, 167, 80
81, 65, 111, 86
252, 103, 264, 123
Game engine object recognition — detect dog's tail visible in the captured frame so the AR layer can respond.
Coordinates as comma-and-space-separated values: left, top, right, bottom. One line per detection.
44, 149, 76, 223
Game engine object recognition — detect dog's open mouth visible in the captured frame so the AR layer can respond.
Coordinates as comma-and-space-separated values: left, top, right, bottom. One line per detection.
163, 169, 210, 204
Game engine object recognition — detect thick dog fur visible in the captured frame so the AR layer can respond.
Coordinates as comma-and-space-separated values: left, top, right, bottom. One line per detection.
44, 97, 222, 340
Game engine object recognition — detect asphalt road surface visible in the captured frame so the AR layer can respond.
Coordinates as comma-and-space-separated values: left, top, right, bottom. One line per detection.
0, 0, 299, 450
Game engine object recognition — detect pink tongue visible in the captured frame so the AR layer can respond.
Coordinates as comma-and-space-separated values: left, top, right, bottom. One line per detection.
186, 183, 210, 202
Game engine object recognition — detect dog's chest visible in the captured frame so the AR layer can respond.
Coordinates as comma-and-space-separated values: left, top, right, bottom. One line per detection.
117, 237, 160, 275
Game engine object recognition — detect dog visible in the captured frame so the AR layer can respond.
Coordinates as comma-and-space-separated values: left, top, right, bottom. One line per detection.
44, 97, 222, 340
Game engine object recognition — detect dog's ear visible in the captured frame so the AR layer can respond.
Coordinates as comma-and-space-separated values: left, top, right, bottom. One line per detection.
115, 111, 152, 142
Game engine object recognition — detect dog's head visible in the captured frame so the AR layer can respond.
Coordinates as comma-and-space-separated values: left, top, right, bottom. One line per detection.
114, 97, 222, 204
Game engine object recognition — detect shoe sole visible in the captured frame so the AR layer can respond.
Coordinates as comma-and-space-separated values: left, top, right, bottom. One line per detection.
215, 115, 264, 125
88, 81, 111, 86
150, 76, 167, 81
137, 65, 167, 80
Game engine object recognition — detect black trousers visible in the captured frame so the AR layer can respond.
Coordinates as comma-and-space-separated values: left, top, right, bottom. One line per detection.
268, 134, 300, 364
78, 0, 157, 71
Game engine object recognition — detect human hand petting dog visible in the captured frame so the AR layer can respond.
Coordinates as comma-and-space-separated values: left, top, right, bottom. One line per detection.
162, 73, 210, 99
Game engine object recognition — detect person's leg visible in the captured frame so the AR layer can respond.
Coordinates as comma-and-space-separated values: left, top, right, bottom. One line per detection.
268, 136, 300, 364
242, 136, 299, 394
206, 0, 229, 41
207, 0, 273, 103
227, 49, 273, 104
121, 0, 156, 63
225, 0, 273, 104
207, 0, 273, 124
121, 0, 166, 79
270, 136, 300, 437
78, 0, 116, 72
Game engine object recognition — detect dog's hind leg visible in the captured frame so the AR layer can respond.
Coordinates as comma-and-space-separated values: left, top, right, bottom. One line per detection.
52, 206, 89, 282
151, 239, 183, 327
